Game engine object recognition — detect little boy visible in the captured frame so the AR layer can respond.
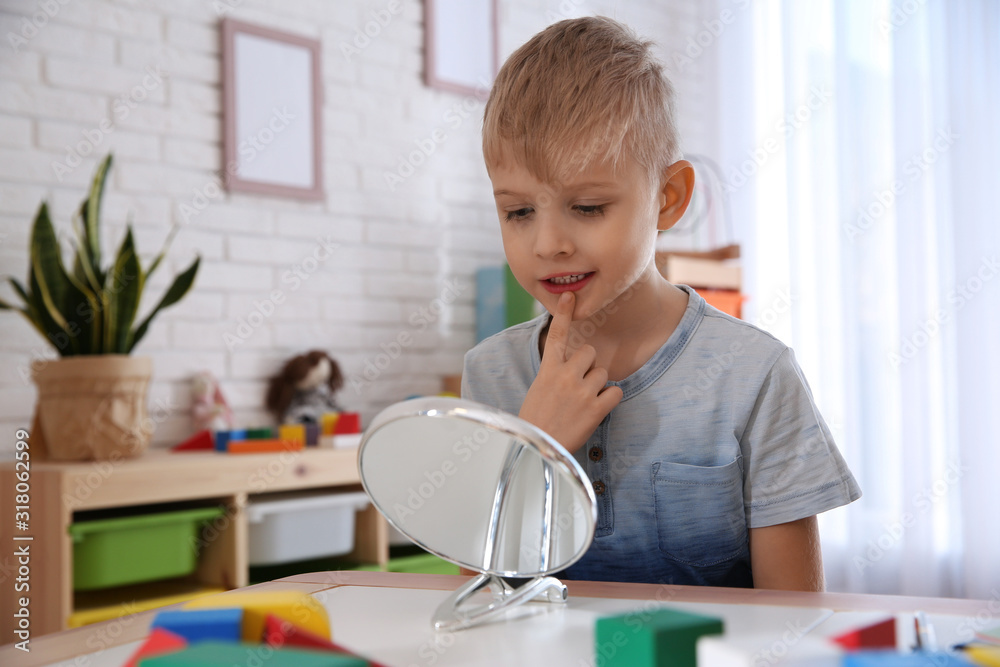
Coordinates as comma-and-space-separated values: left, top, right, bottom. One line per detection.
462, 17, 861, 590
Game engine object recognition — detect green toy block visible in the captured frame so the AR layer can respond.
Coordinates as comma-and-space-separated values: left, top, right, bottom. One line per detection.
594, 607, 724, 667
247, 427, 275, 439
138, 642, 368, 667
504, 263, 536, 327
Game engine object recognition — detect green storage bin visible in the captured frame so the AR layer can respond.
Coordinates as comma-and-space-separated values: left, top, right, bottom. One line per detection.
69, 506, 225, 591
387, 552, 459, 575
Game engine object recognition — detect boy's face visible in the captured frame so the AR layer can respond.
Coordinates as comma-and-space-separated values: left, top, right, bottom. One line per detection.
490, 158, 668, 321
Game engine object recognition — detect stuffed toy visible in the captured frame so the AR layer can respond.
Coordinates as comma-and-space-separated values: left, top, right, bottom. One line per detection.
191, 371, 233, 432
266, 350, 344, 424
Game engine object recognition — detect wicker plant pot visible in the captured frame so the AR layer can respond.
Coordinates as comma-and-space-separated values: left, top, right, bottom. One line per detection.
31, 356, 154, 461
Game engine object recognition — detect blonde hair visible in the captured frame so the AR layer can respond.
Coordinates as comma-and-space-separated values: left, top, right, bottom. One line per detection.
482, 16, 681, 186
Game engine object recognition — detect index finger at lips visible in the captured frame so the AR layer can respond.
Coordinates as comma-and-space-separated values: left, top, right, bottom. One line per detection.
597, 384, 624, 413
544, 292, 574, 364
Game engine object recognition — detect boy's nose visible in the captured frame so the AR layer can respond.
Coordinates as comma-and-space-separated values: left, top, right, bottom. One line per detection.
532, 216, 574, 258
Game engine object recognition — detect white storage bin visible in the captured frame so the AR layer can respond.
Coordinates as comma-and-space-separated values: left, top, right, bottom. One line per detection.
246, 490, 370, 566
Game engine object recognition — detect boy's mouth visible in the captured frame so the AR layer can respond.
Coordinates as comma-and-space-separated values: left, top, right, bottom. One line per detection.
540, 271, 595, 293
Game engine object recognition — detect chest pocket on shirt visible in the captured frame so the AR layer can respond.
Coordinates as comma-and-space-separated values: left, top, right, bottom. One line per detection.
651, 458, 747, 567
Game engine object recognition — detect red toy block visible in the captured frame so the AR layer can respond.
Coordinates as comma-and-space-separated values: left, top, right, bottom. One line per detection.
263, 613, 339, 651
333, 412, 361, 435
171, 430, 214, 452
833, 617, 896, 650
123, 628, 187, 667
263, 614, 389, 667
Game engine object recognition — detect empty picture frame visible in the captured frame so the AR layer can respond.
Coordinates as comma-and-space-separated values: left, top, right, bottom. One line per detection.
221, 18, 323, 199
424, 0, 498, 97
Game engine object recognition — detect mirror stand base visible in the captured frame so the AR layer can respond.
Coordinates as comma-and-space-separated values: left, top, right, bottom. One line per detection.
432, 572, 568, 631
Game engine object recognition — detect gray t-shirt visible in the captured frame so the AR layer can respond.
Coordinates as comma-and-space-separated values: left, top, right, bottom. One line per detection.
462, 284, 861, 586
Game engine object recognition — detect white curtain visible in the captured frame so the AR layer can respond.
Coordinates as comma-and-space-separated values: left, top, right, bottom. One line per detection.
715, 0, 1000, 599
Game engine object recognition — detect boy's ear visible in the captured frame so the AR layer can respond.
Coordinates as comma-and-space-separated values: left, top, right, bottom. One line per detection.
656, 160, 696, 232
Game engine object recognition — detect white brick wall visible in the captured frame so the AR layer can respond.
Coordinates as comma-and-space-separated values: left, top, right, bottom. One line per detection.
0, 0, 717, 456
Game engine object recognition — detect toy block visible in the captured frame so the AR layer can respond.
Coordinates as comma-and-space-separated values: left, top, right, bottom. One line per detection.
214, 429, 247, 452
833, 617, 897, 650
123, 628, 187, 667
227, 438, 304, 454
441, 374, 461, 395
262, 613, 389, 666
966, 646, 1000, 667
171, 430, 213, 452
977, 626, 1000, 645
321, 413, 340, 435
843, 651, 969, 667
333, 412, 361, 434
280, 424, 306, 447
247, 427, 275, 439
138, 642, 368, 666
331, 434, 363, 449
184, 590, 330, 642
264, 613, 340, 650
305, 422, 321, 446
697, 634, 841, 667
475, 266, 505, 342
594, 607, 723, 667
150, 607, 243, 643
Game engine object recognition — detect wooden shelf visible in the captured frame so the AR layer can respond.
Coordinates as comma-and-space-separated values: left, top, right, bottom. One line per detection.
0, 447, 388, 637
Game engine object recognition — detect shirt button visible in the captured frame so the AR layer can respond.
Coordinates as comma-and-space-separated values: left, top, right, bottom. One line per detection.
593, 480, 606, 496
588, 447, 603, 462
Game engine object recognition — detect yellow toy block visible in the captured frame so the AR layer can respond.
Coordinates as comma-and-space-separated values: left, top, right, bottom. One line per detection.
279, 424, 306, 446
183, 590, 330, 642
967, 646, 1000, 667
320, 412, 340, 435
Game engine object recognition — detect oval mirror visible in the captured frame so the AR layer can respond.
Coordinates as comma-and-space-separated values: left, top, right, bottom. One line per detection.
358, 397, 597, 630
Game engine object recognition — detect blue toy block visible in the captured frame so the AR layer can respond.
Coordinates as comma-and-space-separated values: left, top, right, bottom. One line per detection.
476, 266, 505, 343
150, 607, 243, 643
213, 429, 247, 452
843, 651, 970, 667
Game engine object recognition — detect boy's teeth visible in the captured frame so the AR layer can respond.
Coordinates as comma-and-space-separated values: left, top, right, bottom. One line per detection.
549, 273, 587, 284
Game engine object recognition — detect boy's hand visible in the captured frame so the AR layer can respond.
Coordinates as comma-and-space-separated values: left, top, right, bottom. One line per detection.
518, 292, 624, 454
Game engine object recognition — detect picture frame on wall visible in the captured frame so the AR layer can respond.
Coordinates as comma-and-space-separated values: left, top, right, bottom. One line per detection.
423, 0, 498, 97
221, 18, 323, 200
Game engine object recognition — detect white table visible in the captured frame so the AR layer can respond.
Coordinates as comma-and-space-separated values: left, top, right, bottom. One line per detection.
3, 572, 992, 667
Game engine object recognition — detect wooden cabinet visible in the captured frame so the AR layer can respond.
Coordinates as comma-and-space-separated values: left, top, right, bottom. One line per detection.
0, 448, 387, 638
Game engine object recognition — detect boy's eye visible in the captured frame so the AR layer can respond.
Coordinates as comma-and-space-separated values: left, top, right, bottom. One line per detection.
505, 207, 533, 221
575, 204, 605, 217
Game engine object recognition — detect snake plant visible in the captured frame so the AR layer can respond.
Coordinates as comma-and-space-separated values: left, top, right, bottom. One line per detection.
0, 154, 200, 356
